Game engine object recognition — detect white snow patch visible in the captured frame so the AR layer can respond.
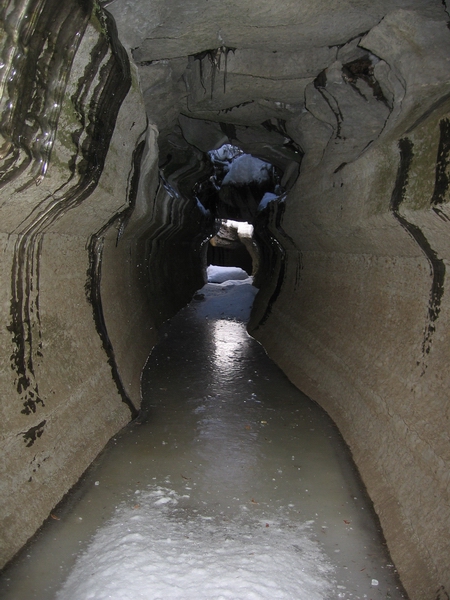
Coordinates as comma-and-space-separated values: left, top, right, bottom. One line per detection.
200, 266, 257, 320
209, 144, 242, 163
57, 486, 334, 600
223, 219, 254, 237
222, 154, 272, 186
207, 265, 250, 283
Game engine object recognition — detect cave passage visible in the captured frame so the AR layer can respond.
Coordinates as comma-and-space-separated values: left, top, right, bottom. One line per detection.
0, 269, 406, 599
1, 2, 450, 596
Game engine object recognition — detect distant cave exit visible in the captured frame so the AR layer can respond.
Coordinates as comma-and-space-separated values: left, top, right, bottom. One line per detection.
207, 219, 255, 275
190, 143, 284, 281
207, 241, 253, 274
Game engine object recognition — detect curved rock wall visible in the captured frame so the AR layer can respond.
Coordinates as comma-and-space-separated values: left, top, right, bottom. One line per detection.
249, 13, 450, 597
252, 115, 450, 600
0, 0, 214, 567
0, 1, 150, 567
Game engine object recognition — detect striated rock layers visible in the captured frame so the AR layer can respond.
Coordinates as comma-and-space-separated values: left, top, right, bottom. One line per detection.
0, 0, 208, 570
1, 0, 449, 598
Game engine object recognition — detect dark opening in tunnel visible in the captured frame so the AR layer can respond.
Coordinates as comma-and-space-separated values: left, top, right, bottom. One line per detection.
207, 241, 253, 274
150, 135, 295, 332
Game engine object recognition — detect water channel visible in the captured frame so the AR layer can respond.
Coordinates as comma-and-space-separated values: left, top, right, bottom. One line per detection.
0, 268, 407, 599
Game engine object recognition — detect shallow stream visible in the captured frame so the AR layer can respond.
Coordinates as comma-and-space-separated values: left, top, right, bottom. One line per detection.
0, 268, 407, 599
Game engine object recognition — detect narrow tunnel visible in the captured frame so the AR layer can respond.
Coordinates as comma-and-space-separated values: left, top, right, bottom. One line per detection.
0, 1, 449, 598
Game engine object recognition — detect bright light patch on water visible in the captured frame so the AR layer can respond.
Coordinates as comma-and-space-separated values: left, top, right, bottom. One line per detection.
212, 319, 243, 372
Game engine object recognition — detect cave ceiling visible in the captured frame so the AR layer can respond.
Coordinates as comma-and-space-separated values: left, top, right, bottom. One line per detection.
108, 0, 450, 219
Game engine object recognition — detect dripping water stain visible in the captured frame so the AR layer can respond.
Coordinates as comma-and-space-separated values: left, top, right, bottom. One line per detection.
390, 138, 446, 368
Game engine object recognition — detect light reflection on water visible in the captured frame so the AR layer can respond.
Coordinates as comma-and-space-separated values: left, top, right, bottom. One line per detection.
211, 319, 248, 373
140, 277, 406, 599
196, 319, 260, 489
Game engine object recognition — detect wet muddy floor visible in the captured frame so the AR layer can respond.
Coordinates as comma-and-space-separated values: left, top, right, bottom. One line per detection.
0, 270, 407, 599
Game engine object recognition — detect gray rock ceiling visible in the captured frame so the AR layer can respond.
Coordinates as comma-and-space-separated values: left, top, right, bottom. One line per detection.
109, 0, 450, 221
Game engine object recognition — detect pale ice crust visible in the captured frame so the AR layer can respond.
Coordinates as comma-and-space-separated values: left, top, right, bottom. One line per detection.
57, 486, 334, 600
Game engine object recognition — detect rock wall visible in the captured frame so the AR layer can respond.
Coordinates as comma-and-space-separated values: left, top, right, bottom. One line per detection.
0, 1, 151, 567
0, 0, 213, 567
249, 14, 450, 597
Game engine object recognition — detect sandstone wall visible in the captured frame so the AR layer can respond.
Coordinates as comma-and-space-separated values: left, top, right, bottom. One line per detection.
0, 1, 214, 566
0, 4, 151, 567
250, 30, 450, 598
